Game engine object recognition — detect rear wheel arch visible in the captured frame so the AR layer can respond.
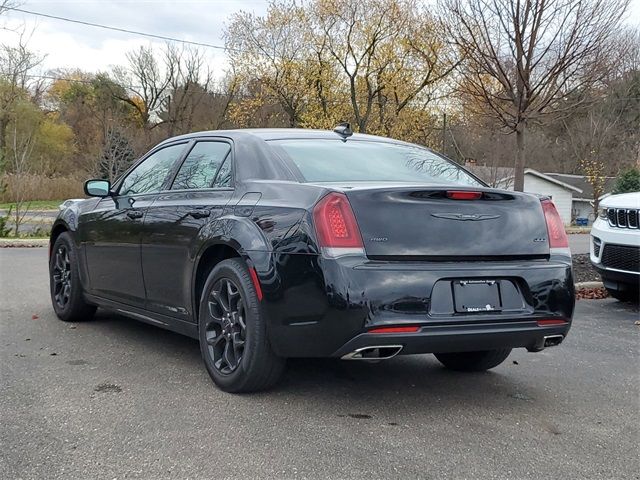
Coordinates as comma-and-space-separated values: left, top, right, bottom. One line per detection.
193, 242, 244, 319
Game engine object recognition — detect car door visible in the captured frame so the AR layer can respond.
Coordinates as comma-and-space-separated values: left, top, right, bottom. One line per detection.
140, 139, 235, 321
80, 142, 189, 307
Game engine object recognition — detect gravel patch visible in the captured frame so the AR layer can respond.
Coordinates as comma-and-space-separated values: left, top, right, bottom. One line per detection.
572, 254, 601, 284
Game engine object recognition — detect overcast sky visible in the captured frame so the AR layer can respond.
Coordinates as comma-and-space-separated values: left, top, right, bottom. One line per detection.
0, 0, 270, 80
1, 0, 639, 81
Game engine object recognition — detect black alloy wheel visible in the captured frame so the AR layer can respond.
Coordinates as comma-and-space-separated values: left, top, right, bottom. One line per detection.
49, 232, 96, 322
198, 258, 285, 393
204, 278, 247, 375
52, 244, 72, 309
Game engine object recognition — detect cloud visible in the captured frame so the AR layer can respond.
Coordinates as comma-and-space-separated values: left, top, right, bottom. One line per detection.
0, 0, 268, 76
2, 0, 638, 80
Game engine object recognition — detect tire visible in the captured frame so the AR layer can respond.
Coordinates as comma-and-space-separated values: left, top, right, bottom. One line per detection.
434, 348, 512, 372
606, 287, 639, 303
198, 258, 285, 393
49, 232, 97, 322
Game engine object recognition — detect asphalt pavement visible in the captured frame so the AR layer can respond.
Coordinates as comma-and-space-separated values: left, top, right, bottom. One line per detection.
568, 234, 591, 255
1, 248, 638, 480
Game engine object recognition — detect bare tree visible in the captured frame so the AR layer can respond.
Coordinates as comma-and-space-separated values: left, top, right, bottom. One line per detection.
0, 0, 19, 17
0, 34, 43, 166
99, 128, 135, 182
112, 45, 177, 130
8, 116, 37, 236
441, 0, 629, 191
161, 45, 213, 136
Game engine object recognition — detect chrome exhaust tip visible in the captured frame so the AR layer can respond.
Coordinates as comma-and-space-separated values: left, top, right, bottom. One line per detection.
527, 334, 565, 352
543, 334, 564, 348
341, 345, 403, 361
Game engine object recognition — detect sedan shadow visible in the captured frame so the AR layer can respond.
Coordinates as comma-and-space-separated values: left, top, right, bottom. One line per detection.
88, 310, 544, 414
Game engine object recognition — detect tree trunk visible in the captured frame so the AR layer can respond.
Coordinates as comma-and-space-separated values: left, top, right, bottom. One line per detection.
0, 116, 8, 169
514, 123, 526, 192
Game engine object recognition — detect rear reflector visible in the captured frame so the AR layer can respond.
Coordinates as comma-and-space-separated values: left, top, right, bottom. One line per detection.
537, 319, 568, 326
313, 192, 364, 257
446, 191, 483, 200
368, 326, 420, 334
541, 199, 569, 249
249, 268, 263, 301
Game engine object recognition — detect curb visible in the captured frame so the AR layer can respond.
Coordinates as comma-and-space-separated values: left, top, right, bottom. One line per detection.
575, 281, 604, 290
0, 239, 49, 248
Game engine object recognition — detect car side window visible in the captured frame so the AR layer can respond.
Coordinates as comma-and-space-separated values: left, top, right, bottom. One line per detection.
213, 157, 232, 188
119, 144, 186, 196
172, 141, 231, 190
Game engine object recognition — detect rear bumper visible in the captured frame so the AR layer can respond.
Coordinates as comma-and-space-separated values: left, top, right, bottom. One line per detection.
257, 254, 575, 358
332, 321, 570, 357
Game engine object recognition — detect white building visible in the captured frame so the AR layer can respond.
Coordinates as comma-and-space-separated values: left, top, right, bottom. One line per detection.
467, 167, 616, 225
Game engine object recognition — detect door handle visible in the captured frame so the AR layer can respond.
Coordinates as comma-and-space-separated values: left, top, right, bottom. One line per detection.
126, 210, 144, 219
187, 209, 211, 219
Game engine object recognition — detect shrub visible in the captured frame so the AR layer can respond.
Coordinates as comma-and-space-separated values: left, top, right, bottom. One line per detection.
613, 167, 640, 194
0, 174, 84, 203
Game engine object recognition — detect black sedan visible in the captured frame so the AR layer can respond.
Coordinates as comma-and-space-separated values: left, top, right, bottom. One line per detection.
49, 126, 575, 392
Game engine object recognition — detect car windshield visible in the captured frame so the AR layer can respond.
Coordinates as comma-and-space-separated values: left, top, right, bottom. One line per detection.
269, 139, 483, 186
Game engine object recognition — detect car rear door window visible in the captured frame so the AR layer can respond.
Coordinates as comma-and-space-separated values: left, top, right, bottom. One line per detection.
119, 143, 186, 195
213, 157, 232, 188
172, 141, 231, 190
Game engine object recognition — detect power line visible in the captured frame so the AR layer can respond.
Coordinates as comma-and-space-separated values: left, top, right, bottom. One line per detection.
6, 7, 232, 51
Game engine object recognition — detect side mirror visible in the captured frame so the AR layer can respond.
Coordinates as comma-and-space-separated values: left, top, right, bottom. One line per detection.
84, 179, 111, 198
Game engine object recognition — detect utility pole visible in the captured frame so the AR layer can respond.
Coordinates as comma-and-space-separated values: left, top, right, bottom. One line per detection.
441, 112, 447, 156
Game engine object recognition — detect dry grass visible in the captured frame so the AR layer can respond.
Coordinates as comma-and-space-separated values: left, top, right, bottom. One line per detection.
0, 174, 85, 203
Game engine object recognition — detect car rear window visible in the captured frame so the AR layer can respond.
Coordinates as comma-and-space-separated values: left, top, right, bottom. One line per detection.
269, 139, 482, 186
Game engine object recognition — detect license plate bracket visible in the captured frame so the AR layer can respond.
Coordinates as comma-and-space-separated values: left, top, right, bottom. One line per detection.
453, 280, 502, 313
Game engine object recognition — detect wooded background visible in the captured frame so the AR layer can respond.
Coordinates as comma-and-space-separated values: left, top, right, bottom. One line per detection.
1, 0, 638, 203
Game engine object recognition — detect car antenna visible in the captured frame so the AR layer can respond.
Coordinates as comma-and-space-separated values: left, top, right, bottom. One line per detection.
333, 122, 353, 141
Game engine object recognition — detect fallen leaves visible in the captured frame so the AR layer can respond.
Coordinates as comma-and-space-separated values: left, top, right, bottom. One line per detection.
576, 287, 609, 300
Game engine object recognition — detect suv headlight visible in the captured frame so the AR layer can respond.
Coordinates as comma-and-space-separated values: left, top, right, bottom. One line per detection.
598, 207, 607, 219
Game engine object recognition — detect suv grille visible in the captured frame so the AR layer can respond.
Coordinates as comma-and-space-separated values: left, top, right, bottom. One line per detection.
606, 208, 639, 228
601, 244, 640, 273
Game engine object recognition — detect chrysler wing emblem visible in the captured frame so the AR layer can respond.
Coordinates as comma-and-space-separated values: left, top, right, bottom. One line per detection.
431, 213, 501, 221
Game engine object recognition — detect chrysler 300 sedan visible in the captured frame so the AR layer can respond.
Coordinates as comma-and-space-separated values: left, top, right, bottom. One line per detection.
49, 126, 575, 392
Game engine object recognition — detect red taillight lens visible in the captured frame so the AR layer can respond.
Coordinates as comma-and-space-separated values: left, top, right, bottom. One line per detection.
541, 199, 568, 248
313, 192, 363, 249
446, 191, 483, 200
368, 326, 420, 334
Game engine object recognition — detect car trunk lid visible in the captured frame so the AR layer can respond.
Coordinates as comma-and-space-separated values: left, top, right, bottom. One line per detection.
333, 185, 550, 259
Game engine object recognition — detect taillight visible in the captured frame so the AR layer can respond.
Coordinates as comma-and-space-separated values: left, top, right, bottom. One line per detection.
446, 190, 482, 200
313, 192, 364, 257
541, 199, 569, 254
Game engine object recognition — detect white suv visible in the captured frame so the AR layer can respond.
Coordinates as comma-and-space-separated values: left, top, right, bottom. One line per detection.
590, 192, 640, 301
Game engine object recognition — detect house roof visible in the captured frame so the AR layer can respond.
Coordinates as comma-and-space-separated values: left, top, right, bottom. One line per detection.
467, 167, 617, 200
543, 173, 616, 201
469, 166, 583, 193
525, 169, 583, 193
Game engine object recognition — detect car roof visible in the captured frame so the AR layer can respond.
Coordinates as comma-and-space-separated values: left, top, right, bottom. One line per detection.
158, 128, 414, 146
